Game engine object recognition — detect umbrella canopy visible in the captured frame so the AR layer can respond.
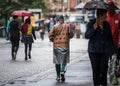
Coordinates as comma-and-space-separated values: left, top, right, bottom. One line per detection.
75, 2, 86, 9
105, 1, 119, 10
83, 1, 107, 10
35, 19, 44, 23
11, 10, 33, 16
44, 19, 50, 24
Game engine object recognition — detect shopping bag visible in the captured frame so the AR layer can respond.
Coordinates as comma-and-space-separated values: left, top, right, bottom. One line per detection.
108, 54, 119, 85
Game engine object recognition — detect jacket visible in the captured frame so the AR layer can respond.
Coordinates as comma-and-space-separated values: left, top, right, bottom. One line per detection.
106, 11, 120, 46
49, 23, 74, 48
85, 19, 115, 53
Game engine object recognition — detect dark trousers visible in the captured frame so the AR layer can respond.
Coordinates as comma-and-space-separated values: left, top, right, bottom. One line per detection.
24, 43, 32, 57
40, 32, 44, 40
11, 41, 19, 57
89, 52, 109, 86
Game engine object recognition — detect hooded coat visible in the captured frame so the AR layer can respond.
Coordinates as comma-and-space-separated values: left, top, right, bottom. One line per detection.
106, 11, 120, 46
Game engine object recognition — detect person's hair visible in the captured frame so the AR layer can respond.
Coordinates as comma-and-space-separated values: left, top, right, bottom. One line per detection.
97, 9, 107, 18
58, 15, 64, 21
13, 16, 18, 19
25, 18, 31, 24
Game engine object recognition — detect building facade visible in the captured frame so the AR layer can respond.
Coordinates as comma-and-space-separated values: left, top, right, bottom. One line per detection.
45, 0, 120, 12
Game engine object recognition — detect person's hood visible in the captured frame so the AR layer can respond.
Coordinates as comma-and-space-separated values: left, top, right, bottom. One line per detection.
107, 11, 116, 17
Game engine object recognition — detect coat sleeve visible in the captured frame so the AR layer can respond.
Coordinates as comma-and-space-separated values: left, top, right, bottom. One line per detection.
49, 26, 55, 42
85, 21, 96, 39
32, 27, 36, 40
118, 15, 120, 45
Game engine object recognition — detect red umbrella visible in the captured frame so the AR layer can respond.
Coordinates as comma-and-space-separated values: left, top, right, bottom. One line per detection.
11, 10, 33, 16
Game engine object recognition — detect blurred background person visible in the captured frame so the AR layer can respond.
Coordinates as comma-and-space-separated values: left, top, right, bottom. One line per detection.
106, 0, 120, 85
21, 18, 36, 60
9, 16, 20, 60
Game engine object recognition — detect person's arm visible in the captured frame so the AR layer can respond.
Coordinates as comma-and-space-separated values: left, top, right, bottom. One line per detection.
32, 27, 36, 40
85, 20, 97, 39
118, 28, 120, 47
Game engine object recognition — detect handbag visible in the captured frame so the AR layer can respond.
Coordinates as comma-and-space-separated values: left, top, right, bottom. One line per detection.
115, 61, 120, 77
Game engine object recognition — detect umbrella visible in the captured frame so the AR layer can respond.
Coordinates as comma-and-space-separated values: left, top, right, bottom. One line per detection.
11, 10, 33, 16
35, 19, 44, 23
44, 19, 50, 24
105, 2, 119, 10
83, 1, 107, 9
75, 2, 86, 9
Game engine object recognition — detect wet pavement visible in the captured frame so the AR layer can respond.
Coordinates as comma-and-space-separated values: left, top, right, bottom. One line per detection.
1, 34, 120, 86
0, 35, 88, 86
3, 53, 120, 86
4, 54, 93, 86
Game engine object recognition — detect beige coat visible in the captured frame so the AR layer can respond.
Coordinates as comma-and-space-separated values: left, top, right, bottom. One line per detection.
49, 23, 74, 48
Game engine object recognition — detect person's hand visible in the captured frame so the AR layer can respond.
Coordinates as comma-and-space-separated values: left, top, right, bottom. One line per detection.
93, 18, 99, 30
93, 23, 98, 30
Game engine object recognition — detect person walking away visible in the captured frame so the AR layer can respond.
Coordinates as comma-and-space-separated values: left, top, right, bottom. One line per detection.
21, 18, 36, 60
106, 0, 120, 85
8, 16, 20, 60
49, 15, 74, 82
75, 23, 81, 38
48, 17, 54, 32
6, 17, 13, 41
39, 21, 45, 41
85, 9, 115, 86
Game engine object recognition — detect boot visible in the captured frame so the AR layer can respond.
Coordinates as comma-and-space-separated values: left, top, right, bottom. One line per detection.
25, 56, 27, 60
28, 51, 31, 59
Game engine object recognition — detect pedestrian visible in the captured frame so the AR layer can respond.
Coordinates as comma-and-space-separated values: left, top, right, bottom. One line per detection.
106, 0, 120, 85
75, 23, 81, 38
85, 9, 115, 86
48, 17, 54, 32
49, 15, 74, 82
21, 18, 36, 60
8, 16, 20, 60
39, 21, 45, 41
6, 17, 13, 41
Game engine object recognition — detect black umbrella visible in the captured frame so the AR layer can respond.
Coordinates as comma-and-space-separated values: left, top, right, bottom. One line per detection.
105, 2, 119, 10
83, 1, 107, 10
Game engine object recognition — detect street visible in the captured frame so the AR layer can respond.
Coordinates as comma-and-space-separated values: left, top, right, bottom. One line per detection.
0, 33, 88, 86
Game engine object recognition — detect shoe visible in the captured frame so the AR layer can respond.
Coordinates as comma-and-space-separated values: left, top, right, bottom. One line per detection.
25, 57, 27, 60
28, 54, 31, 59
13, 52, 16, 60
28, 52, 31, 59
56, 76, 60, 82
60, 71, 65, 82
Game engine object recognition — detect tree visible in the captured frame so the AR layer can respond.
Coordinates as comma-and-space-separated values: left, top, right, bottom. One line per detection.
0, 0, 50, 24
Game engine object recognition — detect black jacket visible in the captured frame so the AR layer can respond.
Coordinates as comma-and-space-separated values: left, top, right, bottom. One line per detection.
85, 19, 115, 53
9, 20, 20, 41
